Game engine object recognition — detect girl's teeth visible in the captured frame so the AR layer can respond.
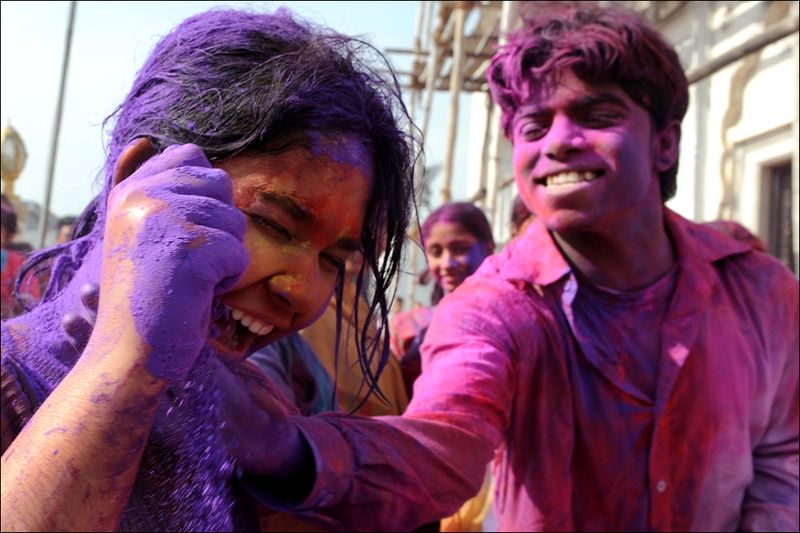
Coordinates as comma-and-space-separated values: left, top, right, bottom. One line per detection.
230, 308, 275, 337
249, 318, 265, 333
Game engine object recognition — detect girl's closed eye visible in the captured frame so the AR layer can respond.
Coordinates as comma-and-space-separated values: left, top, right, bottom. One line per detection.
250, 214, 293, 241
321, 252, 345, 272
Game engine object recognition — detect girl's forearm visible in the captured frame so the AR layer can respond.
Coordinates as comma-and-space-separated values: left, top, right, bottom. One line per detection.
1, 333, 166, 532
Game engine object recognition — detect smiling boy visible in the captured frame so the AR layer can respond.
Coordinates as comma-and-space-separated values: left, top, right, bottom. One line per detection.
240, 5, 799, 531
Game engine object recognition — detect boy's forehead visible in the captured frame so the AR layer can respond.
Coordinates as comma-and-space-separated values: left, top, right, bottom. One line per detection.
520, 70, 628, 109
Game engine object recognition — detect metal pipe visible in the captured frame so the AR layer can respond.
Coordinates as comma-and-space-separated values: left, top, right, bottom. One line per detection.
385, 47, 495, 60
420, 0, 434, 55
441, 2, 467, 204
408, 1, 426, 128
38, 1, 77, 248
420, 13, 443, 141
408, 1, 441, 308
476, 93, 494, 208
394, 1, 427, 310
485, 1, 515, 236
460, 8, 502, 83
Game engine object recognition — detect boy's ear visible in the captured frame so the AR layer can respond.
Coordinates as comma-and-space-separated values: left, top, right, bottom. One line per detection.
112, 137, 158, 187
652, 120, 681, 174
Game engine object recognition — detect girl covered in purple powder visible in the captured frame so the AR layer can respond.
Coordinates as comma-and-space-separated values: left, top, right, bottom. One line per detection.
0, 8, 414, 532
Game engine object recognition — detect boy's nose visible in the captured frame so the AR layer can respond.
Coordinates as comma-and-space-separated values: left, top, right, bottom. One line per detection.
543, 116, 588, 160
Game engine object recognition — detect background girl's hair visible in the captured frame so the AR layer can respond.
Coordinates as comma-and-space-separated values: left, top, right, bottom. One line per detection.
18, 7, 419, 397
421, 202, 494, 248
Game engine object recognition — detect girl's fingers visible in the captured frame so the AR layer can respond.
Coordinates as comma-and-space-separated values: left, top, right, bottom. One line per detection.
61, 311, 92, 354
78, 283, 100, 323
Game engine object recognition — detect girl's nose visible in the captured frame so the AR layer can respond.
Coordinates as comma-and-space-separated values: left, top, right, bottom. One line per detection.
269, 252, 324, 317
442, 251, 459, 270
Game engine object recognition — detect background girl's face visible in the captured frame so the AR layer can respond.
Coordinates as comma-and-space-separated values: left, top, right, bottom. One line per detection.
210, 133, 374, 360
424, 221, 491, 295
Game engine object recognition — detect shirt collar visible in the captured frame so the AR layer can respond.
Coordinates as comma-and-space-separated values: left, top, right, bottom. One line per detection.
495, 208, 752, 287
663, 208, 751, 265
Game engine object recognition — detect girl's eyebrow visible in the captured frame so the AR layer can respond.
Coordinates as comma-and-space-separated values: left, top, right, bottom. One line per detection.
258, 190, 363, 254
257, 192, 313, 224
334, 237, 363, 254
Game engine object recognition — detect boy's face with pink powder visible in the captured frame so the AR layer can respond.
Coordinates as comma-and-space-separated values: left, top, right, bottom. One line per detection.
510, 70, 679, 236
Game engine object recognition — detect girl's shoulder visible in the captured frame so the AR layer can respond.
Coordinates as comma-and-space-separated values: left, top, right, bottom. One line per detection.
390, 306, 434, 357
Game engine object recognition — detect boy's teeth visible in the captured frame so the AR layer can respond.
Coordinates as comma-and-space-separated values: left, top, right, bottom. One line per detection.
232, 309, 244, 320
546, 171, 598, 186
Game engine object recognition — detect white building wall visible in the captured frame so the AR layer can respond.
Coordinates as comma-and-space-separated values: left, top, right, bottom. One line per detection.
646, 1, 798, 272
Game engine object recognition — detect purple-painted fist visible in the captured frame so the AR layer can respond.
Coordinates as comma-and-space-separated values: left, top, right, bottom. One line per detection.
96, 143, 248, 383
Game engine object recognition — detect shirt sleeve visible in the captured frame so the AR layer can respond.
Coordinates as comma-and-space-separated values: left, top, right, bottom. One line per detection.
740, 276, 799, 532
250, 278, 521, 531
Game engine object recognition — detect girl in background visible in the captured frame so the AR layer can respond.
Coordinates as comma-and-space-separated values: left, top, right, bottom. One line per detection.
393, 202, 495, 399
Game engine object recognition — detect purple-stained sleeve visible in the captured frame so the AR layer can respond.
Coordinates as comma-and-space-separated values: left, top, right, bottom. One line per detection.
740, 270, 799, 532
267, 272, 522, 531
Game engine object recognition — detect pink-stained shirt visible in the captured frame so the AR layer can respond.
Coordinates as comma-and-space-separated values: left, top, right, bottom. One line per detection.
261, 209, 798, 532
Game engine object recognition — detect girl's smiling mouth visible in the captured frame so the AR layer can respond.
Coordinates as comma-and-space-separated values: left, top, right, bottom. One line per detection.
209, 299, 276, 359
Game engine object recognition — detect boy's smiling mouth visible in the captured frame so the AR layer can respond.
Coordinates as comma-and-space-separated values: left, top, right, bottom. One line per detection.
535, 169, 604, 188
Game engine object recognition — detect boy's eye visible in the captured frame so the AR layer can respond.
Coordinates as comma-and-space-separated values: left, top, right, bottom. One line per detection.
583, 109, 622, 127
517, 119, 549, 141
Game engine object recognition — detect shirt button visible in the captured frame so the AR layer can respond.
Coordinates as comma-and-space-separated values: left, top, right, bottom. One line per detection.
656, 480, 667, 493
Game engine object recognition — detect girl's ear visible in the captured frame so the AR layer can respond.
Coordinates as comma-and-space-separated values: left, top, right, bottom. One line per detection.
112, 138, 158, 187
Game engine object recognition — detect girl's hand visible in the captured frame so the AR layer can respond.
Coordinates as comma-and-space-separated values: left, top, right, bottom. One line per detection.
213, 355, 303, 474
61, 282, 99, 355
93, 142, 248, 383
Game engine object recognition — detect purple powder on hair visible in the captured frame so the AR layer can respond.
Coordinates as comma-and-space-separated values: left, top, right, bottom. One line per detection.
306, 131, 372, 179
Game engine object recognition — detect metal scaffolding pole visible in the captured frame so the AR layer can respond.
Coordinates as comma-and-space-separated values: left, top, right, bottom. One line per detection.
37, 1, 77, 248
485, 1, 515, 235
440, 1, 467, 204
407, 0, 443, 308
